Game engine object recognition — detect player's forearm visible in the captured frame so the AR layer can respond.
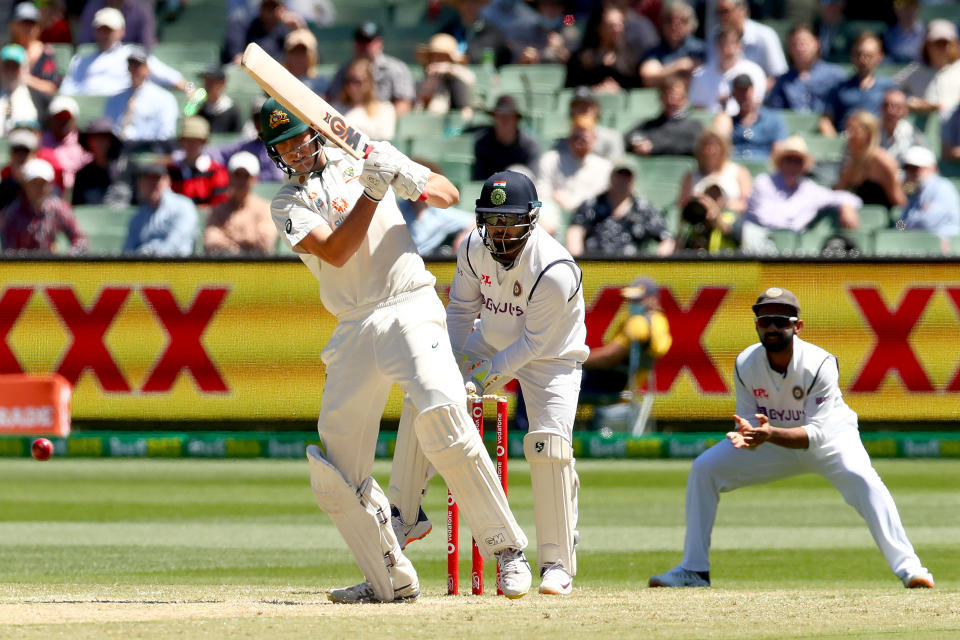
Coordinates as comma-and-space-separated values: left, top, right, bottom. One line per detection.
302, 196, 378, 267
766, 426, 809, 449
422, 173, 459, 208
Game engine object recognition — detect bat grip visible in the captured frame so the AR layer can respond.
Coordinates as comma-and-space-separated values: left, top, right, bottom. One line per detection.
418, 191, 429, 202
363, 144, 373, 159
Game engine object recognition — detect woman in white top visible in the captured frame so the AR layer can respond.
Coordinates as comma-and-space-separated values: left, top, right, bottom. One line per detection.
333, 58, 397, 141
677, 127, 752, 214
896, 19, 960, 118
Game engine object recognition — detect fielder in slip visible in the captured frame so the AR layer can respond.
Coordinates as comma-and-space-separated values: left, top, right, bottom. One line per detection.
390, 171, 588, 595
258, 100, 531, 603
649, 287, 935, 589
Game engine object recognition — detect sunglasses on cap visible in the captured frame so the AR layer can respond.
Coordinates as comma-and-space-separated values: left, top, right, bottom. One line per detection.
755, 315, 798, 329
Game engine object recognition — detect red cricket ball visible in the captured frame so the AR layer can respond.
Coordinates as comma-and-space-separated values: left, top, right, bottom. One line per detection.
31, 438, 54, 461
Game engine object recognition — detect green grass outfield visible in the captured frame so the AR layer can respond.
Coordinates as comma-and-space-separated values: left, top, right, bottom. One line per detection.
1, 458, 958, 639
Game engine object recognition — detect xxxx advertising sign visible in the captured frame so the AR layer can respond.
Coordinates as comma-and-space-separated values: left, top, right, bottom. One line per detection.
1, 260, 959, 421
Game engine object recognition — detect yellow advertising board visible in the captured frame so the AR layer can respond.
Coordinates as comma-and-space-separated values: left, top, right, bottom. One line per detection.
2, 260, 959, 421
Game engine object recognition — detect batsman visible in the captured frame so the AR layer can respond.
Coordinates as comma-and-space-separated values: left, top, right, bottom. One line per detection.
390, 171, 589, 595
259, 99, 531, 602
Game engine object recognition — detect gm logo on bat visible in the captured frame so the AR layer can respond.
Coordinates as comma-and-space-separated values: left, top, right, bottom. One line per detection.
322, 112, 363, 152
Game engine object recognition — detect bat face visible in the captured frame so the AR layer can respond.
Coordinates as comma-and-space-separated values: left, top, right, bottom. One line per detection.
241, 43, 372, 160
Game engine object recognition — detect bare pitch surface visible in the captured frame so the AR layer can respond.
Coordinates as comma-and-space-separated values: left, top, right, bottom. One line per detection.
1, 457, 958, 638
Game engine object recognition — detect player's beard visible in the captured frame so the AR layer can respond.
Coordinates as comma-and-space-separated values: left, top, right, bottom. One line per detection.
760, 330, 792, 353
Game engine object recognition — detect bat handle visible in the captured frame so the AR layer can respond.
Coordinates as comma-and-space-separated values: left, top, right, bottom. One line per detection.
362, 144, 373, 159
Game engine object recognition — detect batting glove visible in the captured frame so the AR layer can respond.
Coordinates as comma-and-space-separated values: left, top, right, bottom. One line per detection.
360, 155, 397, 201
464, 357, 505, 396
392, 161, 430, 201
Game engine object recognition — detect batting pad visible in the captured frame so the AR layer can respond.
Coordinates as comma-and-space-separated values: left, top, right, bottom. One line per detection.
388, 396, 434, 525
523, 433, 579, 575
414, 403, 527, 559
306, 445, 415, 602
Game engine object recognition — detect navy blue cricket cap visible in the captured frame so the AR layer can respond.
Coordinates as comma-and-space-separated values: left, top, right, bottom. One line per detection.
476, 170, 540, 214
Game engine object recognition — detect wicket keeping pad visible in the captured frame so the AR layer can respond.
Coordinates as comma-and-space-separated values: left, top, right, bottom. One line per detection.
414, 403, 526, 558
524, 432, 579, 575
306, 445, 412, 601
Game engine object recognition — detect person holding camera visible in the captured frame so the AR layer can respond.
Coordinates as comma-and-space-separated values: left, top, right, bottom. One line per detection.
676, 177, 740, 253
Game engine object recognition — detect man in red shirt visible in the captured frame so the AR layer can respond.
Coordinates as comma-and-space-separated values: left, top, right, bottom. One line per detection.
0, 157, 87, 253
167, 116, 229, 207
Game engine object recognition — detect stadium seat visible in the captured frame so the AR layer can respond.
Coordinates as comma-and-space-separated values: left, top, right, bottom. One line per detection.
950, 235, 960, 257
804, 136, 845, 163
72, 95, 110, 126
780, 111, 819, 135
768, 229, 799, 255
393, 112, 448, 142
622, 89, 660, 130
51, 43, 73, 75
741, 158, 769, 177
920, 3, 960, 23
873, 229, 945, 256
858, 205, 891, 233
73, 205, 137, 255
409, 135, 475, 160
498, 64, 566, 93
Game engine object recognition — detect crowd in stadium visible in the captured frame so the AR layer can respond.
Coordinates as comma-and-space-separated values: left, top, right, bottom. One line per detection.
1, 0, 960, 257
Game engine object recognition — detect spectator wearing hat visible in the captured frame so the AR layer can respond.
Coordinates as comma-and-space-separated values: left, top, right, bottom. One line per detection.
283, 28, 328, 96
744, 135, 861, 237
0, 45, 40, 135
765, 24, 845, 113
537, 113, 613, 234
625, 74, 702, 157
77, 0, 156, 50
414, 33, 475, 122
880, 88, 926, 165
196, 66, 243, 134
714, 73, 787, 162
332, 58, 396, 141
168, 116, 230, 208
566, 164, 674, 258
706, 0, 787, 87
0, 125, 64, 201
689, 24, 767, 115
222, 0, 304, 65
895, 20, 960, 118
9, 2, 61, 96
41, 95, 91, 190
819, 32, 894, 138
204, 151, 276, 255
38, 0, 71, 45
899, 146, 960, 247
103, 46, 179, 152
125, 163, 198, 256
639, 0, 705, 88
565, 6, 643, 92
678, 128, 752, 215
72, 117, 134, 206
325, 21, 415, 117
438, 0, 512, 68
209, 96, 285, 183
885, 0, 924, 64
472, 95, 540, 180
0, 157, 87, 254
60, 8, 186, 96
834, 110, 906, 210
556, 86, 624, 162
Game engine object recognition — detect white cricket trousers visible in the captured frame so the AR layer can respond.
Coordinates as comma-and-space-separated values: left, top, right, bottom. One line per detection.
681, 430, 925, 580
317, 286, 466, 487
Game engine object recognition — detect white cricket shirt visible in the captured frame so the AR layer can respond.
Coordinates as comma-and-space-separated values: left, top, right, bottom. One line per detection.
270, 149, 435, 317
733, 336, 858, 448
447, 226, 589, 380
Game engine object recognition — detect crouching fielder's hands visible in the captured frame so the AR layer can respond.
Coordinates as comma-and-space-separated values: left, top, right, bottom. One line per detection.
464, 357, 506, 396
727, 414, 771, 449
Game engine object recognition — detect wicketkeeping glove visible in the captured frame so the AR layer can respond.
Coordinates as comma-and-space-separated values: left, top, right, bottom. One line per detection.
464, 357, 505, 396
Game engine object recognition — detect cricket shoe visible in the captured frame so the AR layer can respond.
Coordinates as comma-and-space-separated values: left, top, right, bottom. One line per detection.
539, 562, 573, 595
391, 506, 432, 550
495, 548, 532, 598
902, 570, 935, 589
648, 565, 711, 588
326, 580, 420, 604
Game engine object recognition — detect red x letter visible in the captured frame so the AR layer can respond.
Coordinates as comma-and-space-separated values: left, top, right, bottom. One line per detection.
47, 287, 131, 392
0, 287, 32, 374
656, 287, 729, 393
943, 287, 960, 391
848, 286, 935, 392
141, 287, 229, 393
583, 286, 630, 349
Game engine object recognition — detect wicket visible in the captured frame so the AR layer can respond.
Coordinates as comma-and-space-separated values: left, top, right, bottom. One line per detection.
447, 394, 508, 595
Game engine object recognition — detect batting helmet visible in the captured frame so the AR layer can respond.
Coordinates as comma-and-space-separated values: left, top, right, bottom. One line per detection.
259, 97, 309, 147
475, 170, 541, 266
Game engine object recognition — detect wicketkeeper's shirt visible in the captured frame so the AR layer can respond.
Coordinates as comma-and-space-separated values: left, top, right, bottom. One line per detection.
733, 336, 859, 449
270, 149, 435, 317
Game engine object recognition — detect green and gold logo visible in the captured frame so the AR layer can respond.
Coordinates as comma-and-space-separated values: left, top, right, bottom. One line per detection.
490, 188, 506, 205
269, 109, 290, 129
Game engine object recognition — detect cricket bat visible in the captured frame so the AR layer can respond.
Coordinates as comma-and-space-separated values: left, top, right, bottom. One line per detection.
241, 42, 373, 160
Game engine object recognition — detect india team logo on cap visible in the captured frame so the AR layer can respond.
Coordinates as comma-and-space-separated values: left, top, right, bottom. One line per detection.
493, 180, 506, 187
490, 179, 508, 205
765, 287, 783, 297
269, 109, 290, 129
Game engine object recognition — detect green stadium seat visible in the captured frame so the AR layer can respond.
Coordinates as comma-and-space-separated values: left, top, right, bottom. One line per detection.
498, 64, 566, 93
873, 229, 945, 256
436, 158, 472, 189
393, 112, 448, 142
557, 88, 626, 120
460, 180, 486, 208
253, 182, 281, 201
157, 0, 228, 42
51, 43, 73, 75
72, 95, 110, 127
920, 4, 960, 23
805, 136, 845, 163
622, 88, 660, 129
153, 42, 219, 68
780, 111, 819, 135
409, 135, 474, 160
740, 158, 769, 177
381, 24, 440, 65
950, 235, 960, 257
73, 205, 137, 255
768, 229, 799, 255
838, 229, 874, 255
858, 204, 891, 232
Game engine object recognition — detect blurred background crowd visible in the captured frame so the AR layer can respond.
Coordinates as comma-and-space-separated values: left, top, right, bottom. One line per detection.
1, 0, 960, 258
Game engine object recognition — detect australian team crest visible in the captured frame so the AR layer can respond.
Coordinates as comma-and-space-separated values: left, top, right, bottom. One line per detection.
513, 281, 522, 297
490, 180, 507, 206
269, 109, 290, 129
332, 197, 348, 213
